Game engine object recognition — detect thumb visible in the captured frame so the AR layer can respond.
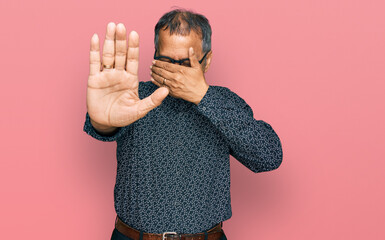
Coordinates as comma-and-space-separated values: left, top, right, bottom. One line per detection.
188, 47, 200, 68
137, 87, 169, 116
152, 87, 169, 103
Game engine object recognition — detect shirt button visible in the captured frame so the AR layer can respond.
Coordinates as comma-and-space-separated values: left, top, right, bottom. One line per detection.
202, 106, 206, 111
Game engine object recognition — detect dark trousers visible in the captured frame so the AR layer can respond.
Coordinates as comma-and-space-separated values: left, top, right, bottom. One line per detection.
111, 225, 228, 240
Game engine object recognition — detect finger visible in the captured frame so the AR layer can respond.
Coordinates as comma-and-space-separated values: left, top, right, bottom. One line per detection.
151, 65, 175, 80
126, 30, 139, 76
102, 22, 116, 71
150, 70, 170, 86
150, 76, 161, 87
188, 47, 200, 68
89, 33, 101, 76
152, 59, 181, 73
136, 87, 169, 118
114, 23, 127, 70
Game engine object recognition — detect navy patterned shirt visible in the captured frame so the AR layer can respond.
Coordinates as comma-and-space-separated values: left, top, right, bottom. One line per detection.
83, 81, 283, 234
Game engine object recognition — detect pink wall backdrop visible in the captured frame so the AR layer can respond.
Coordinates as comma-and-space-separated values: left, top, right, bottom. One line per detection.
1, 0, 384, 239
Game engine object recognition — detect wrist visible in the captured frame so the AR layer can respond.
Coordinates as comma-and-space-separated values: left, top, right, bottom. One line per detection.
90, 118, 117, 133
194, 83, 209, 105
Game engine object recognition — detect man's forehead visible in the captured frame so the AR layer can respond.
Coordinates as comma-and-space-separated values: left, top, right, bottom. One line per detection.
158, 29, 203, 58
159, 29, 201, 43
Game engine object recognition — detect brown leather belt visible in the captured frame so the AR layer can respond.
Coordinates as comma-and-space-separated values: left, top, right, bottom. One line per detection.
115, 215, 224, 240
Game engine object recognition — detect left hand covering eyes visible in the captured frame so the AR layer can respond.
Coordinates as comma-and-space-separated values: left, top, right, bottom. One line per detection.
150, 47, 209, 105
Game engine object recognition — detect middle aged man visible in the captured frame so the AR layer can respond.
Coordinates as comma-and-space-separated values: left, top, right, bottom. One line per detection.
83, 8, 283, 240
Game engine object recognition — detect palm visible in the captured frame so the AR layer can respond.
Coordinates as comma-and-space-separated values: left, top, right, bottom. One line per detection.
86, 22, 169, 128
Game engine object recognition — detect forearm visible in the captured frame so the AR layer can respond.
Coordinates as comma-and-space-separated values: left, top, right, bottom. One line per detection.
194, 85, 283, 173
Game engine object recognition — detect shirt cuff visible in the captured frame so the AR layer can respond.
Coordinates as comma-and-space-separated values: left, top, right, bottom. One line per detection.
195, 85, 219, 112
83, 112, 124, 142
194, 85, 236, 117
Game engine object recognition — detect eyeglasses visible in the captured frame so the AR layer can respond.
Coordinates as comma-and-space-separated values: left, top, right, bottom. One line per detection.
153, 49, 209, 67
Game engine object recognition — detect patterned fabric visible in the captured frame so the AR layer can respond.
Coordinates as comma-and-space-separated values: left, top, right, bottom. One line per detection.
110, 227, 228, 240
83, 81, 283, 234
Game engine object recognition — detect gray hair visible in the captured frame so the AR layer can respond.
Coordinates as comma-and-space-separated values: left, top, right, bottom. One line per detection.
154, 8, 212, 53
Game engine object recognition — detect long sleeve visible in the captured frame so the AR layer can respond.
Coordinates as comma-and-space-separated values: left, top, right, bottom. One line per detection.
194, 85, 283, 173
83, 112, 127, 142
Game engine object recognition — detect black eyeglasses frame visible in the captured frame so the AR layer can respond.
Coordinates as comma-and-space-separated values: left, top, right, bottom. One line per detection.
153, 49, 209, 66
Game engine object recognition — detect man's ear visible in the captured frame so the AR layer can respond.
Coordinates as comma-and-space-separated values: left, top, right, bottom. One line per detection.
202, 50, 212, 73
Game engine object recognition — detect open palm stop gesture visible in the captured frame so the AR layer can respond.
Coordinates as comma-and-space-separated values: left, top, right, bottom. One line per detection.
86, 22, 169, 133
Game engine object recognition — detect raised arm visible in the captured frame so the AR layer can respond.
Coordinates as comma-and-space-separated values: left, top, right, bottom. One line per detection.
194, 86, 283, 173
84, 22, 169, 142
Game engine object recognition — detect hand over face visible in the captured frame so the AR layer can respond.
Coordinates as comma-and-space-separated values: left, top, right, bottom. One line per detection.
150, 47, 209, 105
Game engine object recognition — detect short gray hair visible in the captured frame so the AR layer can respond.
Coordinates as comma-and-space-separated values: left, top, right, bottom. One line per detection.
154, 8, 212, 53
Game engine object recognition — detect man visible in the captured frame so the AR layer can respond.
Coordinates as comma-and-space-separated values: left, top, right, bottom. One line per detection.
83, 9, 283, 240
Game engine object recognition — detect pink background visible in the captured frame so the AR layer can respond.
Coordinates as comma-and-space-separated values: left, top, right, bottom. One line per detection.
1, 0, 384, 239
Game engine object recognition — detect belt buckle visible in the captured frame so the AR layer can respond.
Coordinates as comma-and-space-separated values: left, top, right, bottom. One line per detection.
162, 231, 179, 240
